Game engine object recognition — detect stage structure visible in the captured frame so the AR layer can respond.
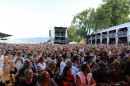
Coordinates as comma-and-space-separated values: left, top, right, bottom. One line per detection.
49, 27, 67, 44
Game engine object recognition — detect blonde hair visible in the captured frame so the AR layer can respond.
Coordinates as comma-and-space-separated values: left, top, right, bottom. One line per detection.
123, 56, 130, 62
39, 71, 48, 83
3, 64, 11, 71
24, 68, 32, 76
113, 61, 120, 66
48, 60, 55, 68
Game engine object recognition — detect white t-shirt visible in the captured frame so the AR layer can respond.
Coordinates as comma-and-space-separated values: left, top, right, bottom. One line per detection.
47, 57, 52, 62
0, 55, 4, 68
37, 62, 46, 76
92, 55, 96, 62
77, 72, 92, 85
60, 61, 66, 70
13, 56, 24, 69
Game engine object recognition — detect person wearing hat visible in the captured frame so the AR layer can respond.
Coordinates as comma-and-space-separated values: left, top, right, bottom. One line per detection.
13, 52, 24, 69
92, 61, 113, 86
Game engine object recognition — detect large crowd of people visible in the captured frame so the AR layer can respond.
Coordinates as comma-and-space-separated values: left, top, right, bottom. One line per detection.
0, 43, 130, 86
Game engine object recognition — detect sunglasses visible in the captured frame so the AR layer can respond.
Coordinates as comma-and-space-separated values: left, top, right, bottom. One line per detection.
27, 72, 33, 74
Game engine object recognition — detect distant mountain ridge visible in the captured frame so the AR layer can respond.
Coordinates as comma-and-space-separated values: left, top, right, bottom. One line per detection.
8, 37, 51, 43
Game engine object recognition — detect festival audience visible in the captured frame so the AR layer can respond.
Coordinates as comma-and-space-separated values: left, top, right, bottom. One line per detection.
0, 44, 130, 86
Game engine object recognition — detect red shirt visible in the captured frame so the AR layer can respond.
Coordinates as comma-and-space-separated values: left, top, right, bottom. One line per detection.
59, 74, 75, 86
109, 70, 123, 82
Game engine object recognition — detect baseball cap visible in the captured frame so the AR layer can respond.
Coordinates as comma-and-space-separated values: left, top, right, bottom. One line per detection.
101, 56, 107, 60
98, 61, 107, 66
89, 53, 95, 57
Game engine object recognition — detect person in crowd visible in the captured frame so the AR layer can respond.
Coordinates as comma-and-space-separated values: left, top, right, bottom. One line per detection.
13, 52, 24, 69
72, 55, 79, 67
37, 49, 42, 57
92, 61, 112, 86
76, 63, 96, 86
38, 71, 58, 86
37, 56, 46, 77
0, 64, 16, 86
108, 53, 115, 64
60, 54, 68, 70
46, 60, 59, 84
51, 54, 57, 64
123, 56, 130, 63
9, 54, 14, 60
32, 52, 38, 64
84, 55, 92, 66
101, 56, 107, 63
70, 52, 74, 61
18, 68, 38, 86
0, 52, 4, 68
109, 61, 129, 86
96, 56, 101, 64
26, 54, 37, 70
121, 62, 126, 72
119, 48, 127, 59
123, 61, 130, 84
59, 66, 75, 86
8, 60, 17, 74
90, 61, 98, 73
59, 59, 79, 82
47, 53, 52, 62
11, 50, 16, 57
3, 56, 9, 64
18, 59, 38, 81
56, 56, 62, 69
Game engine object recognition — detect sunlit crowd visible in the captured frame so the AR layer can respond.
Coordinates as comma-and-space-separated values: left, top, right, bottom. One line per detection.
0, 43, 130, 86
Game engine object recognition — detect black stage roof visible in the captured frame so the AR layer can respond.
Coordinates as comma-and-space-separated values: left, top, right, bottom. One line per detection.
0, 32, 12, 38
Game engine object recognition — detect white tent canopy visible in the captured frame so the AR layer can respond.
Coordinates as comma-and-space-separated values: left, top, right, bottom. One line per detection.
69, 41, 78, 44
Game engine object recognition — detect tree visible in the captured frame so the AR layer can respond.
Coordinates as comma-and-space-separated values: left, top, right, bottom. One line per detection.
67, 25, 80, 43
72, 8, 98, 44
96, 0, 130, 29
47, 39, 51, 42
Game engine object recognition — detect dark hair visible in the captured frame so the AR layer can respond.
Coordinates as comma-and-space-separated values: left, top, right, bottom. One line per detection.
84, 55, 91, 62
62, 54, 68, 59
38, 56, 44, 63
125, 61, 130, 71
121, 62, 126, 70
62, 66, 71, 77
72, 56, 78, 63
52, 54, 56, 59
71, 52, 74, 57
90, 61, 96, 68
81, 63, 88, 72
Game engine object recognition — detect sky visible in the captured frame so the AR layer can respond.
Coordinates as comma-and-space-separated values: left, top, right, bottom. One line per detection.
0, 0, 103, 40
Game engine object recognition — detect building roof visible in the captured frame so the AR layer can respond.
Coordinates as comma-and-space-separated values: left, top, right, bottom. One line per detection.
0, 32, 12, 38
95, 22, 130, 34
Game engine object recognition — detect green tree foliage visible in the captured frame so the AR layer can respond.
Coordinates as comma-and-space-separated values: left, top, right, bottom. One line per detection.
96, 0, 130, 29
67, 25, 80, 43
47, 39, 51, 42
72, 8, 98, 44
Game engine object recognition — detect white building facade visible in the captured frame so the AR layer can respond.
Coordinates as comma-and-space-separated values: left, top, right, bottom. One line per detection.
88, 22, 130, 46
